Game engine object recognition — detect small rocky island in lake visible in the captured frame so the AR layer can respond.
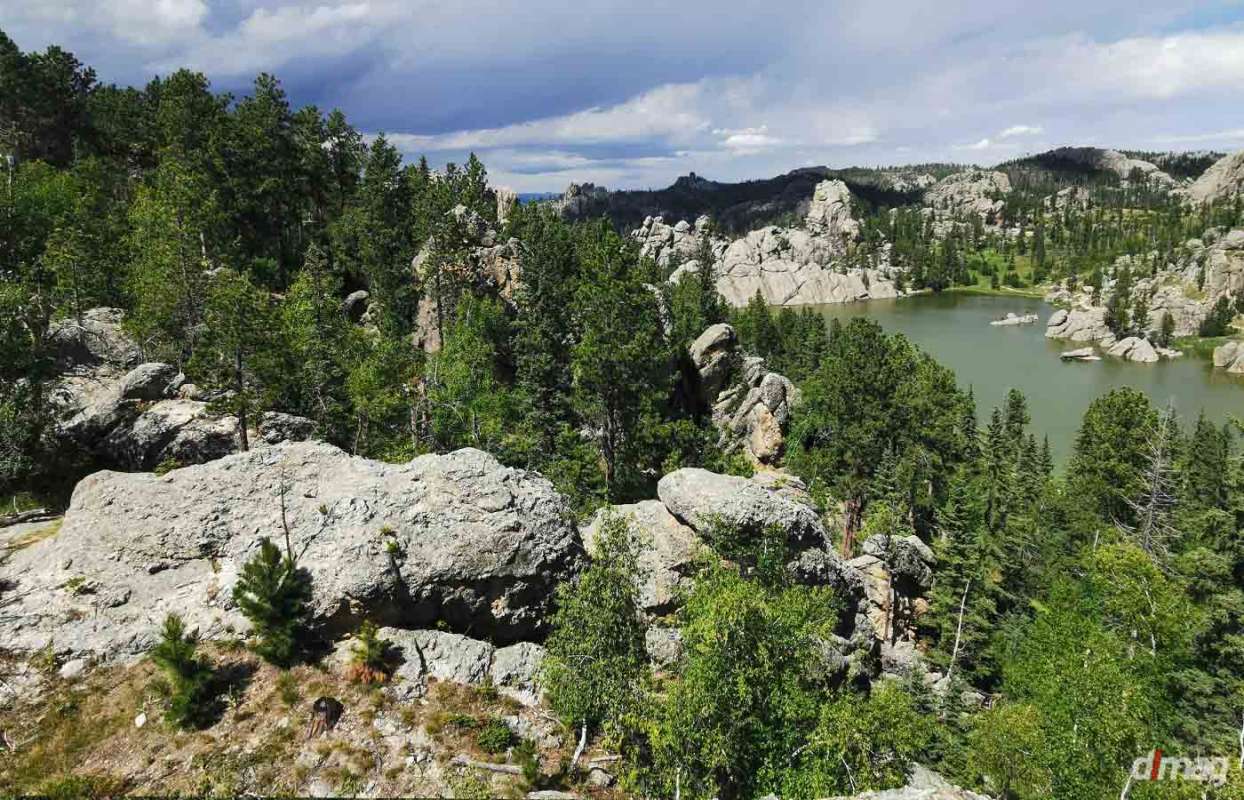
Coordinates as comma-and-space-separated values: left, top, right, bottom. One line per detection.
989, 312, 1039, 326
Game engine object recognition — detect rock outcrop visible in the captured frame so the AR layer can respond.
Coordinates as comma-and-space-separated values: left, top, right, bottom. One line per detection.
1045, 306, 1109, 342
850, 534, 936, 646
43, 308, 314, 471
410, 205, 522, 352
1213, 340, 1244, 374
0, 442, 584, 659
378, 628, 545, 705
828, 765, 994, 800
687, 323, 798, 464
582, 501, 702, 615
658, 467, 826, 547
633, 180, 900, 307
1105, 336, 1159, 363
923, 170, 1010, 223
989, 312, 1038, 326
1185, 149, 1244, 205
1045, 229, 1244, 352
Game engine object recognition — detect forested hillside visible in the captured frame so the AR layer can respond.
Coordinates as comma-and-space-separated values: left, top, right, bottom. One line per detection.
4, 30, 1244, 800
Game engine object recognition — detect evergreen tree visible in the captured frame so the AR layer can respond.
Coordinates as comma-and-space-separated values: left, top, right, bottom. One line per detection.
191, 267, 276, 451
151, 614, 215, 729
232, 537, 313, 666
570, 222, 669, 501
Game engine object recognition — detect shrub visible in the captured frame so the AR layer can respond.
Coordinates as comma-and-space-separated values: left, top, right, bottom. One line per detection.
476, 717, 517, 754
541, 511, 646, 736
232, 537, 312, 666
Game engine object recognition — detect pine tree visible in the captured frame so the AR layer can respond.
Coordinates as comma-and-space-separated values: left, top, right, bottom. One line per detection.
233, 537, 312, 666
151, 614, 214, 728
191, 267, 275, 451
348, 620, 392, 684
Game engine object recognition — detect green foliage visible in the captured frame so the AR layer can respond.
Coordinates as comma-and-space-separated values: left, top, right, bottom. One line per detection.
645, 563, 840, 800
1068, 388, 1156, 530
542, 511, 647, 734
788, 318, 971, 547
570, 221, 672, 501
425, 294, 519, 456
232, 537, 313, 666
475, 718, 518, 754
150, 614, 215, 729
781, 683, 933, 799
348, 620, 392, 684
966, 703, 1050, 799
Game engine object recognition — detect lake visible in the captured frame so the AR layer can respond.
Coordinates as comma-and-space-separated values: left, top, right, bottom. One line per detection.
812, 293, 1244, 463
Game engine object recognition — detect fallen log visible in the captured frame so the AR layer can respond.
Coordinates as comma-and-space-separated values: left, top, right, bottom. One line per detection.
451, 754, 523, 775
0, 508, 56, 528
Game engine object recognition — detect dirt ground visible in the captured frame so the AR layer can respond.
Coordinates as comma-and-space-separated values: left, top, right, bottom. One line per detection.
0, 643, 621, 798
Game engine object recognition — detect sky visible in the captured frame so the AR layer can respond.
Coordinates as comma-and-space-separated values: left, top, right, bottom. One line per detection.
6, 1, 1244, 192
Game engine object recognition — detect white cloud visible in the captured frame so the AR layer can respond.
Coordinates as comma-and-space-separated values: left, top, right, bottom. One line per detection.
999, 125, 1043, 138
9, 0, 1244, 189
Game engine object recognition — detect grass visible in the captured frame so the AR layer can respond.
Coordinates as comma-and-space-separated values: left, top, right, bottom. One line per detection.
1, 517, 63, 552
1174, 333, 1243, 359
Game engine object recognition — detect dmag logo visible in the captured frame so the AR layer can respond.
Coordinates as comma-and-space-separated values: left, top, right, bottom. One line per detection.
1130, 749, 1229, 785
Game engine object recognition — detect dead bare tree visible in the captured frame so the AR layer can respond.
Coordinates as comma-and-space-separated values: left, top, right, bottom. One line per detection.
1117, 403, 1179, 567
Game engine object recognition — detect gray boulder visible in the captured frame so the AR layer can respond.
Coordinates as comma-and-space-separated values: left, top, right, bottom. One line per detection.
582, 501, 702, 615
1105, 336, 1160, 363
258, 411, 317, 444
119, 363, 181, 400
1045, 305, 1110, 342
0, 442, 584, 660
1214, 340, 1244, 374
689, 323, 738, 400
862, 534, 935, 592
657, 467, 826, 546
381, 628, 546, 704
47, 308, 142, 373
644, 626, 684, 668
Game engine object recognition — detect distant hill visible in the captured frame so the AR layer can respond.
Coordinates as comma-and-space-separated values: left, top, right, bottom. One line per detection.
552, 165, 963, 233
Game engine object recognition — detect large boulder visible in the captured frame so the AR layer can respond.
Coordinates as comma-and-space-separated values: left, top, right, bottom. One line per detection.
689, 323, 738, 401
1045, 305, 1110, 342
47, 308, 142, 373
42, 307, 309, 471
1213, 340, 1244, 374
118, 362, 181, 400
657, 467, 826, 546
582, 501, 703, 615
805, 179, 861, 241
0, 442, 584, 659
688, 324, 799, 465
1185, 149, 1244, 205
381, 628, 545, 704
1105, 336, 1159, 363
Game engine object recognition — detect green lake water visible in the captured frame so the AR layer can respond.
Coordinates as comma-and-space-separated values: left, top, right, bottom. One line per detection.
811, 293, 1244, 463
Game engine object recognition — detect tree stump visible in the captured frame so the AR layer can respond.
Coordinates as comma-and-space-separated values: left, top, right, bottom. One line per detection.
306, 696, 343, 739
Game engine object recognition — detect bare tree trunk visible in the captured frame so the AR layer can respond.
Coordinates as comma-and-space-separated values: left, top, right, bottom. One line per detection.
570, 722, 587, 771
235, 345, 250, 452
945, 578, 972, 687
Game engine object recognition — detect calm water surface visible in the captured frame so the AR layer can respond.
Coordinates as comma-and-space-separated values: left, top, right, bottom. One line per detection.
812, 293, 1244, 463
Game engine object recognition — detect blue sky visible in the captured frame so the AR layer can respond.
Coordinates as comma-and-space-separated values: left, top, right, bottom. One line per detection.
6, 1, 1244, 191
